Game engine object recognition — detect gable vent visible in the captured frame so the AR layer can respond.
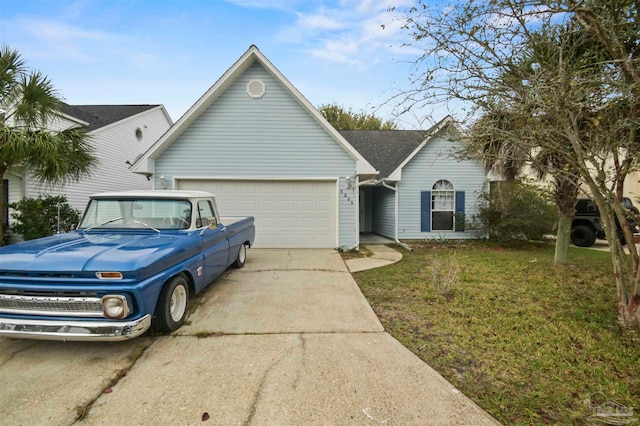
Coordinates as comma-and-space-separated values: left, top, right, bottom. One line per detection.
246, 79, 266, 99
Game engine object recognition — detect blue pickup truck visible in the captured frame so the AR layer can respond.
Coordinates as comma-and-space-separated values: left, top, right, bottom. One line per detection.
0, 190, 255, 341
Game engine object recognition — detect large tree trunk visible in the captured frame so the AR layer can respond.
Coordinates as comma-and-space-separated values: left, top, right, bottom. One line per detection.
554, 213, 572, 265
620, 295, 640, 329
553, 173, 579, 266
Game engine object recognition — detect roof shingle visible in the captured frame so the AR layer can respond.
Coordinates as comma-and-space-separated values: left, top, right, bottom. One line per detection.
61, 104, 160, 132
339, 130, 428, 180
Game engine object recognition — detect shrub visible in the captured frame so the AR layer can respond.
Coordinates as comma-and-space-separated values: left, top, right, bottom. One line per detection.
473, 179, 557, 242
9, 195, 80, 241
432, 252, 459, 296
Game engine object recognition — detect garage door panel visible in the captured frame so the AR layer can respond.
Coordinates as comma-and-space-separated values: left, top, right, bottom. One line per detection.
177, 179, 336, 248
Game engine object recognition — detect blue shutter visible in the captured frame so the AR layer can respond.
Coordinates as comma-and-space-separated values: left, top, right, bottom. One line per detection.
421, 191, 431, 232
455, 191, 465, 232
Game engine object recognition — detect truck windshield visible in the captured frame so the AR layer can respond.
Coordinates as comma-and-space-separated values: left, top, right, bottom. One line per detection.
79, 199, 192, 230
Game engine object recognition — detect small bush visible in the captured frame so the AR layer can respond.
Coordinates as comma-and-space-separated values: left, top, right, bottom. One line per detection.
9, 195, 80, 241
473, 179, 557, 242
432, 253, 459, 296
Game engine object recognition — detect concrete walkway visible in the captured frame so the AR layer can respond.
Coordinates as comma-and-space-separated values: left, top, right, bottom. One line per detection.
346, 244, 404, 273
78, 249, 498, 425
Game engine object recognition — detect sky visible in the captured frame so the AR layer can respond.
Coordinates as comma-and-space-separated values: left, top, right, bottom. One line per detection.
0, 0, 450, 130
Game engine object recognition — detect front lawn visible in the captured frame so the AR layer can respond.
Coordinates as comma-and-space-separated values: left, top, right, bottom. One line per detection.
349, 241, 640, 425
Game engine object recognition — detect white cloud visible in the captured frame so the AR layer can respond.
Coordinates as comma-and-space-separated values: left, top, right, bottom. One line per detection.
296, 11, 345, 31
271, 0, 416, 64
1, 17, 119, 62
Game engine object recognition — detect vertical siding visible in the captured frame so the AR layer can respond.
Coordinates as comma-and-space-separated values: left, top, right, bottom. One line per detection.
397, 136, 487, 240
155, 62, 359, 248
26, 108, 171, 212
372, 186, 396, 238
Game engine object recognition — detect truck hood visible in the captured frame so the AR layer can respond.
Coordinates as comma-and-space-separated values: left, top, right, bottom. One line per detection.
0, 231, 197, 274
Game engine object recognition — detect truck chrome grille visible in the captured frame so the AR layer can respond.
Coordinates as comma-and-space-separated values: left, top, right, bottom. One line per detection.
0, 294, 103, 317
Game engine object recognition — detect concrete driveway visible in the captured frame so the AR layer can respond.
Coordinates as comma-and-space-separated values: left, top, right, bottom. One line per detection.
0, 249, 498, 425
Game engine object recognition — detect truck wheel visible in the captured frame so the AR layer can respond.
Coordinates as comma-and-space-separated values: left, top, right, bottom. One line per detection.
232, 244, 247, 268
154, 275, 189, 332
571, 225, 596, 247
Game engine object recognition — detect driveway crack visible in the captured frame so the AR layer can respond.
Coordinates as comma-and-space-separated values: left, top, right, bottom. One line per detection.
243, 333, 304, 425
69, 337, 155, 424
0, 340, 41, 368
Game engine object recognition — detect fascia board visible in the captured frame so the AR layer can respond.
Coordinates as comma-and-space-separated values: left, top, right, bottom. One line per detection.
59, 112, 90, 127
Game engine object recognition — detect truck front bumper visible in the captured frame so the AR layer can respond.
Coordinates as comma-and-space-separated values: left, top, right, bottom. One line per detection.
0, 315, 151, 341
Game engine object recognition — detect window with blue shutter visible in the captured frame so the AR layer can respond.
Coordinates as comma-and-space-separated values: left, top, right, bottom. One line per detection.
422, 182, 466, 233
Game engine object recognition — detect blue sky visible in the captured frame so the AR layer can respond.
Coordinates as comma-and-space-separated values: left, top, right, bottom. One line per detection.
0, 0, 447, 129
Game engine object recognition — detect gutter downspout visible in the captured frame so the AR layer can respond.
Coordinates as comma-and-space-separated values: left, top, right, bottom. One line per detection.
381, 180, 412, 252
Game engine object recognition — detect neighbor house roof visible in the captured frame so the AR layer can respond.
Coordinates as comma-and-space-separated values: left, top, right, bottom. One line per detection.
61, 104, 162, 132
340, 116, 463, 182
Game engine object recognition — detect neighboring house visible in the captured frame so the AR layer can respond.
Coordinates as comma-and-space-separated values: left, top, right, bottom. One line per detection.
625, 172, 640, 203
131, 45, 487, 249
3, 104, 172, 225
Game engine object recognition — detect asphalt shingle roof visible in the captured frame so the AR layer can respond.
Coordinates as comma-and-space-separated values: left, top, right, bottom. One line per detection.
339, 130, 429, 180
61, 104, 160, 132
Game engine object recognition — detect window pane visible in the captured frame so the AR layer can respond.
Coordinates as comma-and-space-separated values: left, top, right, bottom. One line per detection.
432, 192, 454, 210
432, 211, 454, 231
433, 179, 454, 191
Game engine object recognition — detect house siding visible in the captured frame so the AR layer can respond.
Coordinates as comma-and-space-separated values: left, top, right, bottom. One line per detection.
372, 186, 396, 238
397, 135, 486, 240
154, 62, 359, 248
26, 108, 171, 212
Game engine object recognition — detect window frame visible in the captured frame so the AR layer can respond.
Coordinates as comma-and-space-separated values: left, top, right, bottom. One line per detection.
431, 179, 455, 231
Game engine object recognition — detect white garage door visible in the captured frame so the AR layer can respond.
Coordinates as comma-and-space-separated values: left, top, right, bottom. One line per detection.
177, 179, 337, 248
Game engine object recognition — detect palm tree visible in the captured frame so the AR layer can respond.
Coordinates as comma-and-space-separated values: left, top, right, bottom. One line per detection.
0, 45, 96, 245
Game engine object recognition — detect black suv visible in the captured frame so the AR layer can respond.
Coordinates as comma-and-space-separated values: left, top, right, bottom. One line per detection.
571, 197, 639, 247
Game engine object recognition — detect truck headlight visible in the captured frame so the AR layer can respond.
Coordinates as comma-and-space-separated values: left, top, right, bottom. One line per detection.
102, 295, 130, 319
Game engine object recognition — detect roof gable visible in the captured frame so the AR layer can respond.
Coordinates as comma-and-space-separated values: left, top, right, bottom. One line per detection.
131, 45, 376, 176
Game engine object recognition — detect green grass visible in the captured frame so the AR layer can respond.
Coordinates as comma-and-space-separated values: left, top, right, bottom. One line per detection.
349, 241, 640, 425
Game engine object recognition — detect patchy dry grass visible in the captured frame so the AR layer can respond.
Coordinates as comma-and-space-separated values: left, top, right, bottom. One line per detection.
349, 241, 640, 425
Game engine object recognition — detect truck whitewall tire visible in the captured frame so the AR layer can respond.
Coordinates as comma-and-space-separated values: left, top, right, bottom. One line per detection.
154, 274, 189, 332
233, 244, 247, 269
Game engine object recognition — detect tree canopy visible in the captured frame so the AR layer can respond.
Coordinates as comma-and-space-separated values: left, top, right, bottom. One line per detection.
0, 45, 96, 244
394, 0, 640, 327
319, 103, 398, 130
